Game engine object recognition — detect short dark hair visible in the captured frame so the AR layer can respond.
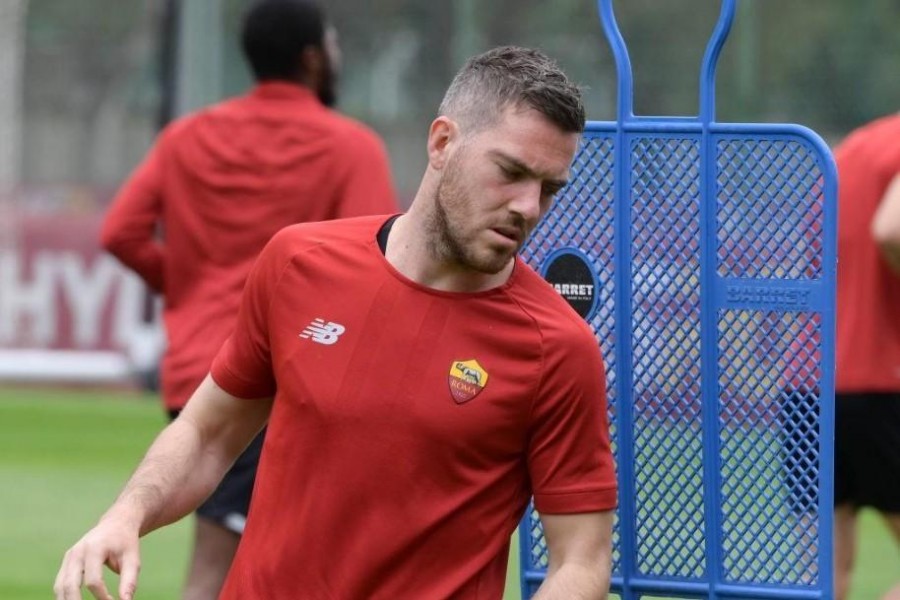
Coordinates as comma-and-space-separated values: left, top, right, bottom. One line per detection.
439, 46, 585, 135
241, 0, 326, 82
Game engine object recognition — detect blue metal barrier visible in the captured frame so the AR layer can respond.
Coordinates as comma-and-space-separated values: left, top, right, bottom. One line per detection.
518, 1, 836, 598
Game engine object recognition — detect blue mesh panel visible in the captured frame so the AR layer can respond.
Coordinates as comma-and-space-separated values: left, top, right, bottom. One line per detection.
717, 309, 823, 587
519, 3, 835, 598
716, 139, 825, 280
630, 137, 706, 578
519, 127, 835, 600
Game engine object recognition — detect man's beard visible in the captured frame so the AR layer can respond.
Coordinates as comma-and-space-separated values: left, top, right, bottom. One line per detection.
429, 155, 517, 275
317, 64, 338, 107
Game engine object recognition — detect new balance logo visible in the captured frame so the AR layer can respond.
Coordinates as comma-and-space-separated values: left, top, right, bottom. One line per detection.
299, 318, 346, 345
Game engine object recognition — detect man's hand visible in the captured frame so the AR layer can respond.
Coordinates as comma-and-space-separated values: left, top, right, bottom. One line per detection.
54, 515, 141, 600
52, 375, 270, 599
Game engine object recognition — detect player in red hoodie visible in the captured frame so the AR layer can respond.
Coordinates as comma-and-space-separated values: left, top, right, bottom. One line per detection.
97, 2, 397, 598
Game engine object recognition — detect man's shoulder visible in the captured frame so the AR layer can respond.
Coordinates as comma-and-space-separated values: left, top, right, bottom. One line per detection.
156, 96, 242, 140
858, 113, 900, 136
266, 215, 393, 258
837, 113, 900, 155
507, 260, 598, 347
504, 261, 606, 388
160, 95, 385, 157
319, 109, 387, 148
175, 94, 244, 120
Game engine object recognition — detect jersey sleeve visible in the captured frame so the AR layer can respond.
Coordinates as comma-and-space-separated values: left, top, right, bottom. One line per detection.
328, 127, 400, 218
527, 327, 618, 514
209, 228, 294, 399
100, 139, 166, 292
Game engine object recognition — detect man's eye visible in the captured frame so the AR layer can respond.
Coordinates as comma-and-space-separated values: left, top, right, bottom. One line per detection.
542, 185, 563, 197
500, 166, 520, 181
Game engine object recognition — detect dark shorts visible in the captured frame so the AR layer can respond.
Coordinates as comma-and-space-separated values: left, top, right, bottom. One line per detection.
833, 391, 900, 512
168, 409, 265, 534
780, 389, 900, 513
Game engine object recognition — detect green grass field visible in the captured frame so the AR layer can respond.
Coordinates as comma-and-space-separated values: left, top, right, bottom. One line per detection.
0, 386, 896, 599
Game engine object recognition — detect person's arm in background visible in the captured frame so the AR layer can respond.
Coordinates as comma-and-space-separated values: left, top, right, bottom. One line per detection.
99, 140, 167, 293
872, 172, 900, 275
533, 511, 614, 600
54, 375, 272, 600
329, 126, 400, 217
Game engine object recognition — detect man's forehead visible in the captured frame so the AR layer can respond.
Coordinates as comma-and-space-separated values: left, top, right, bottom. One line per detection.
479, 118, 578, 167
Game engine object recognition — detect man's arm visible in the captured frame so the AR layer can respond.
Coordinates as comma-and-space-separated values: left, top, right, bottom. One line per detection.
532, 510, 614, 600
99, 143, 167, 293
54, 375, 272, 600
871, 173, 900, 275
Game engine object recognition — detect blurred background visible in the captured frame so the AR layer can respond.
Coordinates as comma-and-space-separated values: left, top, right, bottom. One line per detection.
2, 0, 899, 384
2, 1, 900, 598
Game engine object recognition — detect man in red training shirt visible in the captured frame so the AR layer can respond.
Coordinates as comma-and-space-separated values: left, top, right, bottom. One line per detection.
56, 46, 616, 600
96, 1, 397, 598
830, 115, 900, 600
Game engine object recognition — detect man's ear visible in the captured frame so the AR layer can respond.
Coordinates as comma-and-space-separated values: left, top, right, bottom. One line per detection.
427, 116, 459, 170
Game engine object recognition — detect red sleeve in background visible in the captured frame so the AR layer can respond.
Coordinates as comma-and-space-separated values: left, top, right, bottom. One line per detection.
99, 139, 167, 292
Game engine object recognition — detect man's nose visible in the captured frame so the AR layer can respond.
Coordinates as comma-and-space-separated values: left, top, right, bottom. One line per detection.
507, 181, 542, 224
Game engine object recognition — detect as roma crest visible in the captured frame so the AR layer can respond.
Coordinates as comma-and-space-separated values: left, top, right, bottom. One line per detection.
448, 359, 489, 404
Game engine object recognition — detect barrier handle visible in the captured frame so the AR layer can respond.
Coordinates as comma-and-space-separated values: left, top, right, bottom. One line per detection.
598, 0, 738, 123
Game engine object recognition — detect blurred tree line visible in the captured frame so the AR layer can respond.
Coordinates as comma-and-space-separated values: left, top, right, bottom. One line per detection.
11, 0, 900, 200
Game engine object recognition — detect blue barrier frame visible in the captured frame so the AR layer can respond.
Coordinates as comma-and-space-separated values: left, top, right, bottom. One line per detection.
518, 0, 837, 598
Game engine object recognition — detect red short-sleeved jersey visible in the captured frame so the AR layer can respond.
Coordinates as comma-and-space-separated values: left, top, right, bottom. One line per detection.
100, 83, 398, 409
210, 216, 617, 599
834, 114, 900, 392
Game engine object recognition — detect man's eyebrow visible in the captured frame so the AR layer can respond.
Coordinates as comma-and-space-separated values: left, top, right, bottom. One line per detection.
489, 150, 569, 189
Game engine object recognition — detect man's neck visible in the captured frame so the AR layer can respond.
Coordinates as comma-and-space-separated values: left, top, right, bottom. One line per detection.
384, 213, 514, 294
